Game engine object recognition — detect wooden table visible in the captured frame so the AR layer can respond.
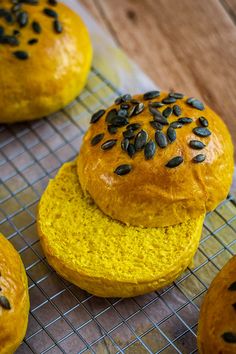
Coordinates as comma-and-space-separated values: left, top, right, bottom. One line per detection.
81, 0, 236, 158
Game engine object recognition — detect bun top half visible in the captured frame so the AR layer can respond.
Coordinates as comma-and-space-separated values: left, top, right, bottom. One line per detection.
78, 91, 234, 227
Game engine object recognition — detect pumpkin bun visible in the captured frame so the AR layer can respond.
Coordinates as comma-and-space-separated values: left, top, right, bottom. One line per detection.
0, 233, 29, 354
198, 256, 236, 354
77, 91, 234, 228
0, 0, 92, 123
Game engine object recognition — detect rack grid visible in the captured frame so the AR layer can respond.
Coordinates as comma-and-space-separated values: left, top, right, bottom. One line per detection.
0, 66, 236, 354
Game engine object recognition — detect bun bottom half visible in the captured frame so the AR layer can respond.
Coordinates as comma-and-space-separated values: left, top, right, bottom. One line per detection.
38, 161, 204, 298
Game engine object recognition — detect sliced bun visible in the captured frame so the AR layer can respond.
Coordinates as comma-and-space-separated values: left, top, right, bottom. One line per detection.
38, 161, 204, 298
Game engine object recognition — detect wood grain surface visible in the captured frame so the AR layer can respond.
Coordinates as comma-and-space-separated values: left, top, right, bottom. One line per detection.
81, 0, 236, 157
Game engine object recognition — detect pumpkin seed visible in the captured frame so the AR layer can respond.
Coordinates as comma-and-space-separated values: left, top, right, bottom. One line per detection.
121, 94, 132, 102
54, 19, 62, 33
133, 102, 144, 115
13, 29, 20, 36
153, 115, 169, 125
114, 164, 132, 175
187, 97, 205, 110
186, 97, 195, 104
28, 38, 38, 45
228, 282, 236, 291
166, 156, 183, 168
4, 12, 14, 24
17, 11, 28, 27
109, 116, 129, 127
149, 106, 162, 117
0, 35, 19, 46
144, 140, 156, 160
13, 50, 28, 59
43, 8, 58, 18
169, 92, 184, 99
123, 129, 135, 139
128, 105, 136, 117
32, 21, 41, 33
189, 140, 206, 150
106, 109, 117, 123
155, 131, 168, 148
162, 106, 173, 118
91, 133, 104, 146
0, 296, 11, 310
134, 130, 148, 150
149, 121, 163, 130
117, 109, 128, 117
11, 4, 22, 12
143, 90, 160, 100
170, 121, 183, 129
193, 127, 211, 137
162, 97, 176, 104
108, 125, 117, 134
128, 143, 136, 157
101, 139, 117, 150
121, 138, 129, 151
167, 126, 176, 143
222, 332, 236, 343
126, 123, 141, 131
178, 117, 193, 124
193, 154, 206, 163
149, 101, 164, 108
90, 109, 105, 124
199, 116, 209, 127
114, 96, 122, 104
173, 104, 182, 116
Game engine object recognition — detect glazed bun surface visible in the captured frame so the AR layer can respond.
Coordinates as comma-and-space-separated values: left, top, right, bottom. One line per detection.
0, 0, 92, 123
0, 233, 29, 354
198, 256, 236, 354
77, 91, 234, 227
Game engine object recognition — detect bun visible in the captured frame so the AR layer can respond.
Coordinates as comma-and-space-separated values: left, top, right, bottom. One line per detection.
38, 161, 204, 298
0, 0, 92, 123
198, 256, 236, 354
0, 233, 29, 354
77, 91, 234, 228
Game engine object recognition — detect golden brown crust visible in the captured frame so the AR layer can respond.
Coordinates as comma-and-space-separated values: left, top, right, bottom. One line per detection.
0, 0, 92, 123
0, 233, 29, 354
77, 92, 234, 227
198, 256, 236, 354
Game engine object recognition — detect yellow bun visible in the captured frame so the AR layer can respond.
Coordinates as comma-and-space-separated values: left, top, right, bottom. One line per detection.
0, 233, 29, 354
77, 91, 234, 228
198, 256, 236, 354
38, 161, 204, 298
0, 0, 92, 123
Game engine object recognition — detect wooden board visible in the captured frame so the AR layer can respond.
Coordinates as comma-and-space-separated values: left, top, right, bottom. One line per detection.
80, 0, 236, 157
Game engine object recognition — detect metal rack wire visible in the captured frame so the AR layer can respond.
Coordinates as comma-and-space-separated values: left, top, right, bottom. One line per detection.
0, 66, 236, 354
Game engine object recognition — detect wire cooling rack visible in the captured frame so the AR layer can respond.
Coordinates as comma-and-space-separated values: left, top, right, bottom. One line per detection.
0, 67, 236, 354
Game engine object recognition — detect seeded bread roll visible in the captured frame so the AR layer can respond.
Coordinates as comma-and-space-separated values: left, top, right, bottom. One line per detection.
0, 0, 92, 123
198, 256, 236, 354
77, 91, 234, 228
0, 233, 29, 354
38, 161, 204, 298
